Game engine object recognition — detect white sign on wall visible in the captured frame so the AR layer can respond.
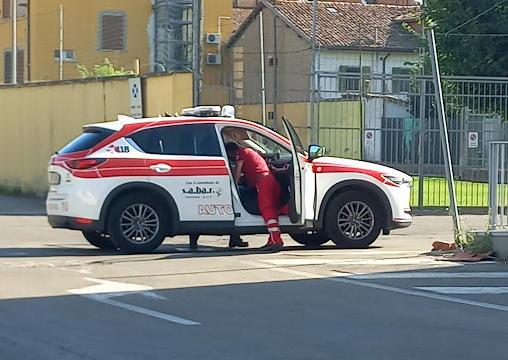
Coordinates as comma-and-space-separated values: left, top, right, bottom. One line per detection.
365, 130, 375, 147
129, 78, 143, 118
468, 132, 479, 149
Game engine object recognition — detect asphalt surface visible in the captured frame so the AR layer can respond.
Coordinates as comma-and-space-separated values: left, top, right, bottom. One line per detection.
0, 196, 507, 360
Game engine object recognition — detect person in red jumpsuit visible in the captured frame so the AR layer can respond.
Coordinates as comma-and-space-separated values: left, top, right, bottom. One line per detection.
225, 142, 285, 251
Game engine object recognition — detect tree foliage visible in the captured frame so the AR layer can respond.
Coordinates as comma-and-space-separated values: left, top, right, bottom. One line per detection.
424, 0, 508, 77
77, 58, 134, 78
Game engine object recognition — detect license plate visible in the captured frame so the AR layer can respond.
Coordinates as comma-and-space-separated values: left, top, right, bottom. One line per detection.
49, 172, 61, 185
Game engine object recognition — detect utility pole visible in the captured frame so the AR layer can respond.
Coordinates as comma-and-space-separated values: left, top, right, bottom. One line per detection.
192, 0, 201, 106
59, 4, 64, 80
12, 0, 17, 84
259, 10, 267, 126
427, 28, 461, 235
309, 0, 318, 144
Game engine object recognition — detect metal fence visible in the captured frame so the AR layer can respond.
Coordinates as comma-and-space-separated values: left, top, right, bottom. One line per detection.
314, 72, 508, 209
489, 142, 508, 229
219, 67, 508, 210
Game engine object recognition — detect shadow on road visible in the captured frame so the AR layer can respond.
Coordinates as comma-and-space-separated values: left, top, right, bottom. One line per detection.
0, 242, 382, 259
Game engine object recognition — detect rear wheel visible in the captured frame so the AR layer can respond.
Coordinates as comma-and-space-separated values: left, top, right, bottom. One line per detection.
289, 231, 329, 248
325, 190, 382, 248
108, 194, 168, 253
82, 231, 118, 250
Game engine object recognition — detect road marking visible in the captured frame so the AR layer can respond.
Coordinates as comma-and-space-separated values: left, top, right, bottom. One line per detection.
68, 278, 200, 326
416, 287, 508, 295
349, 272, 508, 280
68, 277, 151, 295
264, 257, 442, 266
242, 261, 508, 313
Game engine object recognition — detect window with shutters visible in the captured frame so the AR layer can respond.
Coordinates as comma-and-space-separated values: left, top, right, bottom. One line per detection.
2, 0, 28, 18
2, 0, 10, 18
3, 49, 24, 84
99, 12, 126, 51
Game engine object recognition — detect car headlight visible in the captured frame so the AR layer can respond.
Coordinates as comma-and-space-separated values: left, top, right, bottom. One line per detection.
381, 174, 412, 186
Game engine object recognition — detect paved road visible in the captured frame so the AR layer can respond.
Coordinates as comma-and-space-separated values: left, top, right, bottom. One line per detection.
0, 210, 506, 360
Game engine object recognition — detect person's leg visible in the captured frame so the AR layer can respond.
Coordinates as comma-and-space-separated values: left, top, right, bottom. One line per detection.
256, 175, 283, 248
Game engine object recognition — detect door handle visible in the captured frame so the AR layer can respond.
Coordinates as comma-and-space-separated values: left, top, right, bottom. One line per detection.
150, 163, 172, 173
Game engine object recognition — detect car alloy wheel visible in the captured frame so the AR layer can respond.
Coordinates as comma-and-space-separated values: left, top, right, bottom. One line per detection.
337, 201, 375, 241
119, 204, 160, 245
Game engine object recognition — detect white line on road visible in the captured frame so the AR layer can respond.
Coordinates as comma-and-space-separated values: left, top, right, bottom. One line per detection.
83, 294, 200, 325
349, 272, 508, 280
242, 261, 508, 313
68, 278, 201, 326
263, 257, 442, 266
416, 287, 508, 295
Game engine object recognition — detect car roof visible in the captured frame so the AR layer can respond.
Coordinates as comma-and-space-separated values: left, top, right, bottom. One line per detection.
84, 116, 277, 134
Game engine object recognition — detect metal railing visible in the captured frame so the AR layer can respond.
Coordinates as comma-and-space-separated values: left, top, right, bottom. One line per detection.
489, 142, 508, 229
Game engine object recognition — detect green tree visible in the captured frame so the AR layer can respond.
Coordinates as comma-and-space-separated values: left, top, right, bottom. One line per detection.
424, 0, 508, 76
77, 58, 135, 78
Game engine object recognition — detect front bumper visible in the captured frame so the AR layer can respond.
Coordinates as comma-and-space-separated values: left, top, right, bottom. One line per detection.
388, 219, 412, 230
48, 215, 101, 232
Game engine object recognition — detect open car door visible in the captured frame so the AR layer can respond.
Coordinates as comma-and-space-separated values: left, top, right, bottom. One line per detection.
282, 117, 305, 224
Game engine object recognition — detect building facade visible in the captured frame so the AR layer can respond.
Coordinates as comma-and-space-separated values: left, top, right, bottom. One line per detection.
0, 0, 153, 84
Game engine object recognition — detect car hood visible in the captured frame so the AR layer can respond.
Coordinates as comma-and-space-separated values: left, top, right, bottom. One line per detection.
313, 157, 411, 179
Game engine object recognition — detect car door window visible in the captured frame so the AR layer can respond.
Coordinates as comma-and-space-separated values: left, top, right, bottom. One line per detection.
222, 126, 290, 157
129, 124, 221, 156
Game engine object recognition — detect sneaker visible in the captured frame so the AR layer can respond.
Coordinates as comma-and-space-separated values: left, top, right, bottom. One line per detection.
260, 243, 284, 252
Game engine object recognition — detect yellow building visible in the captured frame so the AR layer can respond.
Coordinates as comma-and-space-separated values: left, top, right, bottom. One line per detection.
0, 0, 151, 83
0, 0, 234, 103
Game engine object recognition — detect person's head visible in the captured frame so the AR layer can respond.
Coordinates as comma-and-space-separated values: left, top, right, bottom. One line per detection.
225, 142, 240, 161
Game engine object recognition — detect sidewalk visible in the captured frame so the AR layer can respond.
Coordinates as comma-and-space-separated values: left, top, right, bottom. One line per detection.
0, 195, 46, 215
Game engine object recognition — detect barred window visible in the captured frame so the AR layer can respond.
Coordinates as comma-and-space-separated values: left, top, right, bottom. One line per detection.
392, 67, 412, 93
99, 12, 126, 51
338, 66, 371, 92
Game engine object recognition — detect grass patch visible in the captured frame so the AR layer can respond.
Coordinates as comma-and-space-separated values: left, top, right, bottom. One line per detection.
410, 177, 508, 208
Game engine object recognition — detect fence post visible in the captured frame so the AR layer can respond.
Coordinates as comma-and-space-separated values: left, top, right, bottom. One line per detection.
417, 78, 426, 208
489, 142, 499, 228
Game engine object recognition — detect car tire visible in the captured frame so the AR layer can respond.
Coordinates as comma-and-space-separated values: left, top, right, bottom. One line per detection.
289, 231, 329, 248
108, 194, 168, 253
82, 231, 118, 250
325, 190, 382, 248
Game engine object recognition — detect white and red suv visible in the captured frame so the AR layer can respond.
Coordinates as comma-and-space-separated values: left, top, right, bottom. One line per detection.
46, 106, 412, 253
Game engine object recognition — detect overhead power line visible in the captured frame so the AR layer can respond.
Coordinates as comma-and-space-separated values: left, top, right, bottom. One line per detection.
445, 0, 508, 36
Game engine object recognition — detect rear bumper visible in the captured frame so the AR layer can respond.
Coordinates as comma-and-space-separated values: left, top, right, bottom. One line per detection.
48, 215, 101, 232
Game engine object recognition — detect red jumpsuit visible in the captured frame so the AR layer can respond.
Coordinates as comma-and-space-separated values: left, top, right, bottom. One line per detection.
237, 148, 284, 245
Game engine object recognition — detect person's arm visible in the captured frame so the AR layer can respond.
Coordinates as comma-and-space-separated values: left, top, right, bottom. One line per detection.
234, 160, 244, 185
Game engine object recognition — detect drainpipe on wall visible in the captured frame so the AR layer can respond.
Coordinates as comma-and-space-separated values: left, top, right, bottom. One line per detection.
381, 52, 391, 124
27, 0, 31, 81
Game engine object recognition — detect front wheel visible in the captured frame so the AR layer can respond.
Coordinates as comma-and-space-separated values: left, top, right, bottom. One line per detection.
82, 231, 118, 250
325, 190, 382, 248
108, 194, 168, 253
289, 231, 329, 248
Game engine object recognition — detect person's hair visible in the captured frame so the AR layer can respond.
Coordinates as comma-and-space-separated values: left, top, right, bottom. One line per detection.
225, 142, 240, 154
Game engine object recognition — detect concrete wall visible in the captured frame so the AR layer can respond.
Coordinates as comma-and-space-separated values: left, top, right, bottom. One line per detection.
0, 73, 192, 194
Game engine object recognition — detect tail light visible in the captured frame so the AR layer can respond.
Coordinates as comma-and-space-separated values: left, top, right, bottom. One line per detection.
65, 158, 106, 170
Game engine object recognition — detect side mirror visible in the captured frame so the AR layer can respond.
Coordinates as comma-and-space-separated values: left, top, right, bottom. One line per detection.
308, 144, 325, 161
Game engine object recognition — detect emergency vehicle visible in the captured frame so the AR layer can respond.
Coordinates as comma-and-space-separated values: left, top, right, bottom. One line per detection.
46, 106, 412, 253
